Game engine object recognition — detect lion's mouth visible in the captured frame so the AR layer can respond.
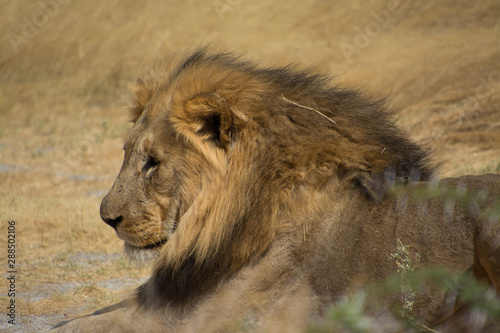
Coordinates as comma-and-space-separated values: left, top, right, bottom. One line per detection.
120, 205, 180, 262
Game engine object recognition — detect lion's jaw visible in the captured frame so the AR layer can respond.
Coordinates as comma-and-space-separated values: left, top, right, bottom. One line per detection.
124, 242, 163, 262
119, 198, 181, 262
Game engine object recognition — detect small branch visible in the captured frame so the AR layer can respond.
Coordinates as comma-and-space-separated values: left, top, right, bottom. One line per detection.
282, 95, 337, 125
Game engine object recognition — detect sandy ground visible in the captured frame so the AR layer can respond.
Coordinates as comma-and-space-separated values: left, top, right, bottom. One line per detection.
0, 0, 499, 331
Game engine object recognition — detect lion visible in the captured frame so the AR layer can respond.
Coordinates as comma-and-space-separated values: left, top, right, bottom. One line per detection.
52, 48, 500, 332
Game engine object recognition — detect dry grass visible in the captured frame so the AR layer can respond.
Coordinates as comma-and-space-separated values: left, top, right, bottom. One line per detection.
0, 0, 499, 331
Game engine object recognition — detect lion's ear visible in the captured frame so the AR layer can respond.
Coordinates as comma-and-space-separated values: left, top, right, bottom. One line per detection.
183, 93, 235, 149
130, 78, 162, 123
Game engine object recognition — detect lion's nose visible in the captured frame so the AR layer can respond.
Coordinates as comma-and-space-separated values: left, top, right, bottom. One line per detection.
100, 193, 124, 230
102, 216, 123, 230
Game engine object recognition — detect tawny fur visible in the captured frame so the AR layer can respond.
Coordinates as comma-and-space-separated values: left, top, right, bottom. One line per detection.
53, 48, 500, 332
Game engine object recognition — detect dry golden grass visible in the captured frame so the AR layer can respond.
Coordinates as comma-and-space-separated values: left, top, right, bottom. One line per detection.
0, 0, 499, 331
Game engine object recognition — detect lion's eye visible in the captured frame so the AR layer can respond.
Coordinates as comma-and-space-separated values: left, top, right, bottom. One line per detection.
143, 155, 160, 172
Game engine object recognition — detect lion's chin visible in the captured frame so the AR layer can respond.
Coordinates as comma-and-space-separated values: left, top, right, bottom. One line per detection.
124, 242, 163, 263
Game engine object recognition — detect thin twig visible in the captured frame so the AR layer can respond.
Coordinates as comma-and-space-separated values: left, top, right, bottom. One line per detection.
282, 95, 337, 125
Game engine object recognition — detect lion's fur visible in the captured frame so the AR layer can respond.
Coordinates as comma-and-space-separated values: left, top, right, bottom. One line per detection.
56, 49, 500, 332
127, 48, 440, 305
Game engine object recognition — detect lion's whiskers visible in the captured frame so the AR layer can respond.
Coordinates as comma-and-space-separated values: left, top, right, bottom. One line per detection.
154, 233, 164, 246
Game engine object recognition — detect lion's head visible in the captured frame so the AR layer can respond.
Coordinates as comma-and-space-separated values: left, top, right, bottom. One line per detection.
100, 48, 435, 307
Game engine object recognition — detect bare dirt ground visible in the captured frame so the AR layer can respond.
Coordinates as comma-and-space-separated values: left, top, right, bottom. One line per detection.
0, 0, 499, 332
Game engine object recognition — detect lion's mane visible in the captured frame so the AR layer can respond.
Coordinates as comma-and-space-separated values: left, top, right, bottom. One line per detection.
133, 49, 436, 307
